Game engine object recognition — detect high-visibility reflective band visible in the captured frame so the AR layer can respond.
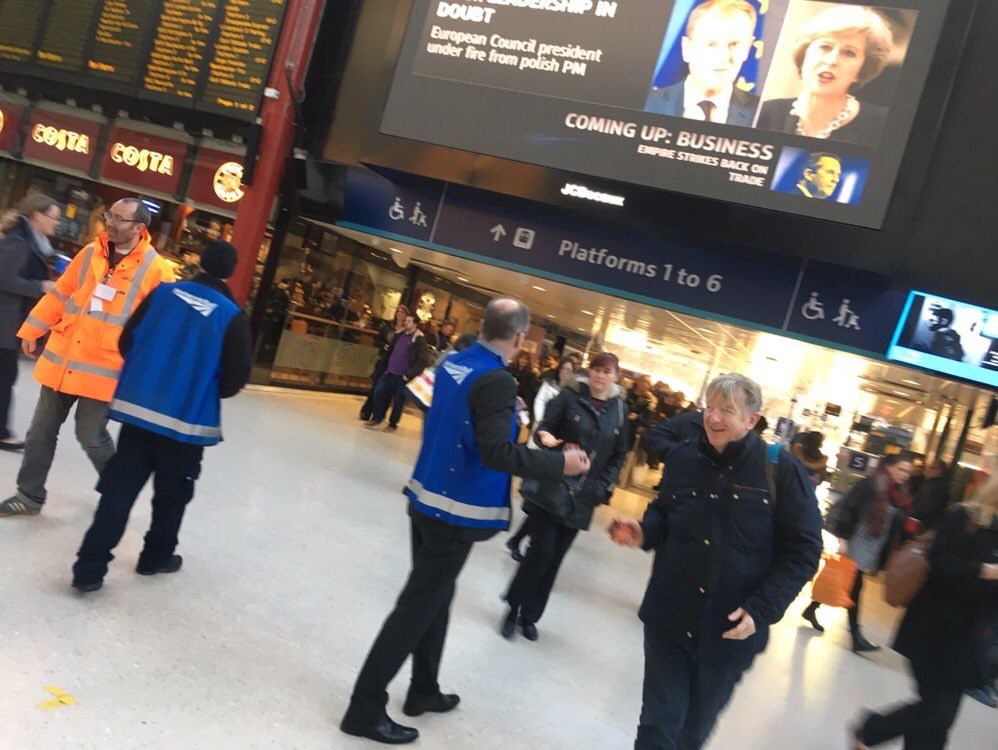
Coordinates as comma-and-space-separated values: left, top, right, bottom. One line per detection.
406, 478, 510, 522
77, 246, 95, 287
65, 360, 120, 379
88, 248, 160, 327
110, 399, 221, 439
52, 290, 69, 303
25, 315, 50, 332
40, 348, 63, 366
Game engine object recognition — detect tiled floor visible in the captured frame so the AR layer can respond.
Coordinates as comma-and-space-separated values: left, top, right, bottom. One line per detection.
1, 364, 993, 748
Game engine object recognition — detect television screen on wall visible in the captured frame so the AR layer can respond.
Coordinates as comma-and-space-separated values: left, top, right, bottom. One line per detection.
887, 291, 998, 388
380, 0, 954, 228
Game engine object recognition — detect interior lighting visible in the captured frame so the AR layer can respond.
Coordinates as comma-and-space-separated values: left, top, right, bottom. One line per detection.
581, 310, 594, 315
532, 285, 547, 291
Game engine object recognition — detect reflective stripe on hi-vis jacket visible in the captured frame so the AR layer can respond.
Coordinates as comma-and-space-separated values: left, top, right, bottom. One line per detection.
16, 230, 175, 402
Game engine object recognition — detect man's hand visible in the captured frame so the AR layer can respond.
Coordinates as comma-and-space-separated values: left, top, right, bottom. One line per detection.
20, 338, 39, 358
538, 431, 563, 449
608, 518, 644, 547
562, 445, 590, 476
980, 563, 998, 581
41, 280, 56, 295
722, 608, 756, 640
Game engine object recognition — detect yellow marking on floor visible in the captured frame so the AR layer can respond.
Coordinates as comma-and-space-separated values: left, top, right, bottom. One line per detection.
38, 686, 76, 709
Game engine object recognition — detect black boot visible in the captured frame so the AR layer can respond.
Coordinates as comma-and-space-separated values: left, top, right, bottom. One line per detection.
851, 632, 880, 653
801, 602, 824, 633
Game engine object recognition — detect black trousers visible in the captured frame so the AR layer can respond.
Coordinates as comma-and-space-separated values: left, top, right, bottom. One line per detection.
345, 512, 474, 725
0, 347, 18, 440
504, 512, 579, 625
370, 373, 406, 427
635, 627, 756, 750
73, 423, 204, 584
804, 568, 865, 636
860, 660, 964, 749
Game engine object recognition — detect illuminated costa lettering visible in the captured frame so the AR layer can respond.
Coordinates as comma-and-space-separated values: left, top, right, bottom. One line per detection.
31, 124, 90, 154
110, 142, 175, 175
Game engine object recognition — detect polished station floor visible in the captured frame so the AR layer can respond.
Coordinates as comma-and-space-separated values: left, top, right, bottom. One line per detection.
1, 365, 993, 749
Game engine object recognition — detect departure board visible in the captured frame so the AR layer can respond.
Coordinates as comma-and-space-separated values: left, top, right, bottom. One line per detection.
201, 0, 285, 116
89, 0, 163, 84
35, 0, 101, 72
0, 0, 45, 64
143, 0, 219, 102
0, 0, 286, 121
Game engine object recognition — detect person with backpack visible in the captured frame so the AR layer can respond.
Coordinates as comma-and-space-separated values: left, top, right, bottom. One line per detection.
801, 454, 914, 651
608, 373, 822, 749
500, 352, 628, 641
851, 476, 998, 749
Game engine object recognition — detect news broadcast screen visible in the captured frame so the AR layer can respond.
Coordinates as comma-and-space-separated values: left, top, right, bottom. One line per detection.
381, 0, 953, 228
888, 292, 998, 389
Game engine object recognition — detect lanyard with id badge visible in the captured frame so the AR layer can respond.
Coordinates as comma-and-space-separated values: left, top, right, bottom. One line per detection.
90, 273, 117, 313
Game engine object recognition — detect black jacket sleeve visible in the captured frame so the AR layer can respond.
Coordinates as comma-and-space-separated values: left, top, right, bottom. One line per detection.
536, 389, 569, 439
470, 368, 564, 481
825, 477, 875, 539
926, 507, 985, 601
219, 312, 252, 398
741, 451, 824, 626
118, 293, 154, 356
598, 401, 630, 494
643, 410, 701, 461
0, 236, 45, 298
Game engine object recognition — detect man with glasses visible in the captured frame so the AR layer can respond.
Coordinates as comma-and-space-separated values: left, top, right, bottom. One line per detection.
340, 298, 591, 745
0, 197, 174, 517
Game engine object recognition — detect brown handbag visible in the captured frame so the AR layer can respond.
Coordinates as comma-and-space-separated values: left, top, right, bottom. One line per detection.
884, 532, 935, 607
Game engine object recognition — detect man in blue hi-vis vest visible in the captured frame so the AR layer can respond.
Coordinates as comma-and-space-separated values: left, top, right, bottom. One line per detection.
341, 298, 591, 745
71, 241, 251, 593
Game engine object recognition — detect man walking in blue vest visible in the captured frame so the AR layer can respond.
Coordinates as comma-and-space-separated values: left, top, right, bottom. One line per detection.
71, 241, 252, 592
340, 298, 591, 745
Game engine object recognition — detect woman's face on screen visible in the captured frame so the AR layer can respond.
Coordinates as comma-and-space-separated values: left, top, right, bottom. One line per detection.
801, 30, 867, 98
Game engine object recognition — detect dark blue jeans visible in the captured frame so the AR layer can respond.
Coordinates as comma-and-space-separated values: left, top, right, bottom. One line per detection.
635, 627, 756, 750
370, 373, 406, 427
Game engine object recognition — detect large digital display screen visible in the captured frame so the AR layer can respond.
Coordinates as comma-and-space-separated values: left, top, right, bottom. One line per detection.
888, 291, 998, 389
381, 0, 953, 228
0, 0, 285, 122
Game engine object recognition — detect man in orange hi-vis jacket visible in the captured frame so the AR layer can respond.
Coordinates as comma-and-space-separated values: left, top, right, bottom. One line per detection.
0, 198, 174, 517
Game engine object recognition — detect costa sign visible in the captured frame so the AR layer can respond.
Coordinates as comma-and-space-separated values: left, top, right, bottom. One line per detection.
22, 109, 103, 172
100, 126, 188, 196
188, 146, 247, 212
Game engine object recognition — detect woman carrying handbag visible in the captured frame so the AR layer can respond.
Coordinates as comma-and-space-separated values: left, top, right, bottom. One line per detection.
852, 476, 998, 749
499, 352, 629, 641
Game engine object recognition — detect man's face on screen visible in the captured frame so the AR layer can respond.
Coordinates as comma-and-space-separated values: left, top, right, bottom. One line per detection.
804, 156, 842, 198
682, 10, 755, 96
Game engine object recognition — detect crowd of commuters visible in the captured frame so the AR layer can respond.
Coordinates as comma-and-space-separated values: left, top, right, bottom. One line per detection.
0, 192, 994, 749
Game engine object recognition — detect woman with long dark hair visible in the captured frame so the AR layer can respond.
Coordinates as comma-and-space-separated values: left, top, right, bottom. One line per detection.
359, 304, 409, 421
802, 453, 913, 651
852, 476, 998, 749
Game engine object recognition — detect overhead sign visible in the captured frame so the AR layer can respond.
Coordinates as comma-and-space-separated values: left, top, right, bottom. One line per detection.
99, 125, 189, 196
342, 169, 909, 356
22, 107, 103, 174
186, 146, 247, 213
0, 98, 24, 154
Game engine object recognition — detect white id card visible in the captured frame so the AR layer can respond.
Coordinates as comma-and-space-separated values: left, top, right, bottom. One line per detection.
94, 283, 116, 301
90, 297, 104, 313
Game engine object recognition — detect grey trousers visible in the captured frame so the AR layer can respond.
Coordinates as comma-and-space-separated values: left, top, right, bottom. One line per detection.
15, 385, 115, 505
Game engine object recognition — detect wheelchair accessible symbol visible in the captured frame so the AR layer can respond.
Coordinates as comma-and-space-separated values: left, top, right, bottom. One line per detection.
801, 292, 825, 320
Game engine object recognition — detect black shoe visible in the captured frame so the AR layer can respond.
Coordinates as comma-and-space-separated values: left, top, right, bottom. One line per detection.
519, 620, 538, 641
500, 608, 517, 639
802, 606, 824, 633
72, 580, 103, 593
402, 692, 460, 717
0, 438, 24, 451
852, 634, 881, 653
136, 555, 183, 576
505, 540, 525, 563
340, 713, 418, 745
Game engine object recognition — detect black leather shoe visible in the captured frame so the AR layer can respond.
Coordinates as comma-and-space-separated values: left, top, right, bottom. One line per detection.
72, 580, 102, 593
340, 713, 418, 745
520, 620, 538, 641
852, 634, 880, 653
500, 608, 517, 639
509, 547, 525, 563
403, 692, 460, 717
802, 607, 824, 633
136, 555, 183, 576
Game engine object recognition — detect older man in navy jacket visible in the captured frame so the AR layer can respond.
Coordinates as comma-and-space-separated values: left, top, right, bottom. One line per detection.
611, 373, 822, 749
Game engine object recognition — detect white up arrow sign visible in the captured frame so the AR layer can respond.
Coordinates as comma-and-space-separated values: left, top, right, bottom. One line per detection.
490, 224, 507, 241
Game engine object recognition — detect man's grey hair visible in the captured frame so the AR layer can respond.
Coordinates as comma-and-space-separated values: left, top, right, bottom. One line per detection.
117, 197, 152, 228
705, 373, 763, 414
481, 297, 530, 342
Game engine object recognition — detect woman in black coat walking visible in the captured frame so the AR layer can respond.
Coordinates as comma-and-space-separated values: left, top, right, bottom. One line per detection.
852, 476, 998, 749
802, 454, 914, 651
0, 195, 60, 451
500, 351, 629, 641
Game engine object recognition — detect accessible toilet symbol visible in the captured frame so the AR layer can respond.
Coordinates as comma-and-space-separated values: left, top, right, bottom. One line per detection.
833, 299, 862, 330
801, 292, 825, 320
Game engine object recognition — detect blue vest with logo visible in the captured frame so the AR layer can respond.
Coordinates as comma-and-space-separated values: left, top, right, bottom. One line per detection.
109, 281, 240, 446
404, 342, 517, 529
